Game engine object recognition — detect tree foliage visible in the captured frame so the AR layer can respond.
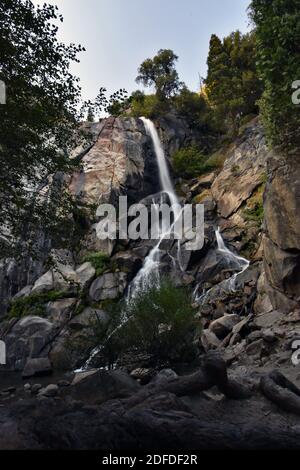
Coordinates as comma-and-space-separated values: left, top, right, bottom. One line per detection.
205, 30, 262, 135
136, 49, 184, 100
249, 0, 300, 152
0, 0, 86, 254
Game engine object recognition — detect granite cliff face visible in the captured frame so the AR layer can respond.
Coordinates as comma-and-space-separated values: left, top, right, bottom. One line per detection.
262, 152, 300, 313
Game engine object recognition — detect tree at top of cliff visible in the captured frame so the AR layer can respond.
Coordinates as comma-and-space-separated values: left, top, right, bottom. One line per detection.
136, 49, 184, 100
205, 30, 262, 136
249, 0, 300, 153
0, 0, 87, 255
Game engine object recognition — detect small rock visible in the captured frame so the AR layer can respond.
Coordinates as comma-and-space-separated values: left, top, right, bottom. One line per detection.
38, 384, 59, 397
246, 338, 264, 356
23, 383, 31, 391
247, 330, 263, 343
244, 286, 252, 295
262, 329, 276, 343
152, 369, 178, 385
57, 380, 71, 388
31, 384, 42, 394
130, 368, 155, 384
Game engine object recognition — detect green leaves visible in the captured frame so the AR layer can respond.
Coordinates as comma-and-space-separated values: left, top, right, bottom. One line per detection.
249, 0, 300, 152
0, 0, 86, 254
205, 30, 262, 136
136, 49, 183, 100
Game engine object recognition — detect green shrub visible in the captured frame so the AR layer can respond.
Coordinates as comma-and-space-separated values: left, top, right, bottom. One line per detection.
129, 92, 170, 119
172, 146, 216, 179
95, 278, 199, 368
9, 290, 67, 318
83, 251, 110, 276
243, 201, 264, 224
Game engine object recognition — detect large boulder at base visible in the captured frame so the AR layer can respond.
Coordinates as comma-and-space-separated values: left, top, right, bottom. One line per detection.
89, 272, 127, 301
22, 357, 52, 378
68, 369, 140, 404
4, 316, 55, 370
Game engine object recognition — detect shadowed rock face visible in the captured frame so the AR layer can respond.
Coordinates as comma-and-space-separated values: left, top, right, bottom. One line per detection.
212, 119, 267, 219
263, 152, 300, 312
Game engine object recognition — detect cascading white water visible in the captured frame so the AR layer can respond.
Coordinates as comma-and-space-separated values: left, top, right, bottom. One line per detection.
194, 227, 249, 303
127, 117, 183, 298
140, 118, 180, 209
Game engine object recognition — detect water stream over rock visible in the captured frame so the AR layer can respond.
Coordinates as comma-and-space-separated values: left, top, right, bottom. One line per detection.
127, 117, 183, 299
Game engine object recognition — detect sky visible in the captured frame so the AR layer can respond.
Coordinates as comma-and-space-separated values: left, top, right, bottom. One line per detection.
32, 0, 251, 102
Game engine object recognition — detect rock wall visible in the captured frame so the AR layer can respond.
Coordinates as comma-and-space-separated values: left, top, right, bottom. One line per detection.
262, 152, 300, 313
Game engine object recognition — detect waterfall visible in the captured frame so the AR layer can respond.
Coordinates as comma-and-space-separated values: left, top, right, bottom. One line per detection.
76, 118, 183, 372
140, 117, 179, 210
215, 228, 249, 273
127, 117, 182, 299
194, 227, 249, 303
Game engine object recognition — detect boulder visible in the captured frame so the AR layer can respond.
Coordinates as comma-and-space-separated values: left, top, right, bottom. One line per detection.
69, 369, 140, 405
75, 262, 96, 289
69, 307, 108, 330
201, 329, 221, 351
22, 357, 52, 378
89, 272, 127, 301
112, 252, 142, 279
13, 285, 32, 300
4, 316, 55, 370
246, 338, 264, 356
209, 314, 241, 340
38, 384, 58, 397
46, 298, 77, 323
31, 264, 78, 294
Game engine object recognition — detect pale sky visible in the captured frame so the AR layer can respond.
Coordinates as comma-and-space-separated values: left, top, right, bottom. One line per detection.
32, 0, 251, 101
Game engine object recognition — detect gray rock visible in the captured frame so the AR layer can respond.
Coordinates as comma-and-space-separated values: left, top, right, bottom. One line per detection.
69, 369, 140, 405
247, 330, 263, 343
39, 384, 59, 397
75, 262, 96, 289
201, 329, 221, 351
13, 285, 33, 299
4, 316, 55, 371
69, 307, 108, 330
246, 339, 264, 356
89, 272, 127, 301
209, 314, 241, 340
22, 357, 52, 378
152, 369, 178, 384
262, 329, 277, 343
31, 384, 42, 394
46, 298, 77, 323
